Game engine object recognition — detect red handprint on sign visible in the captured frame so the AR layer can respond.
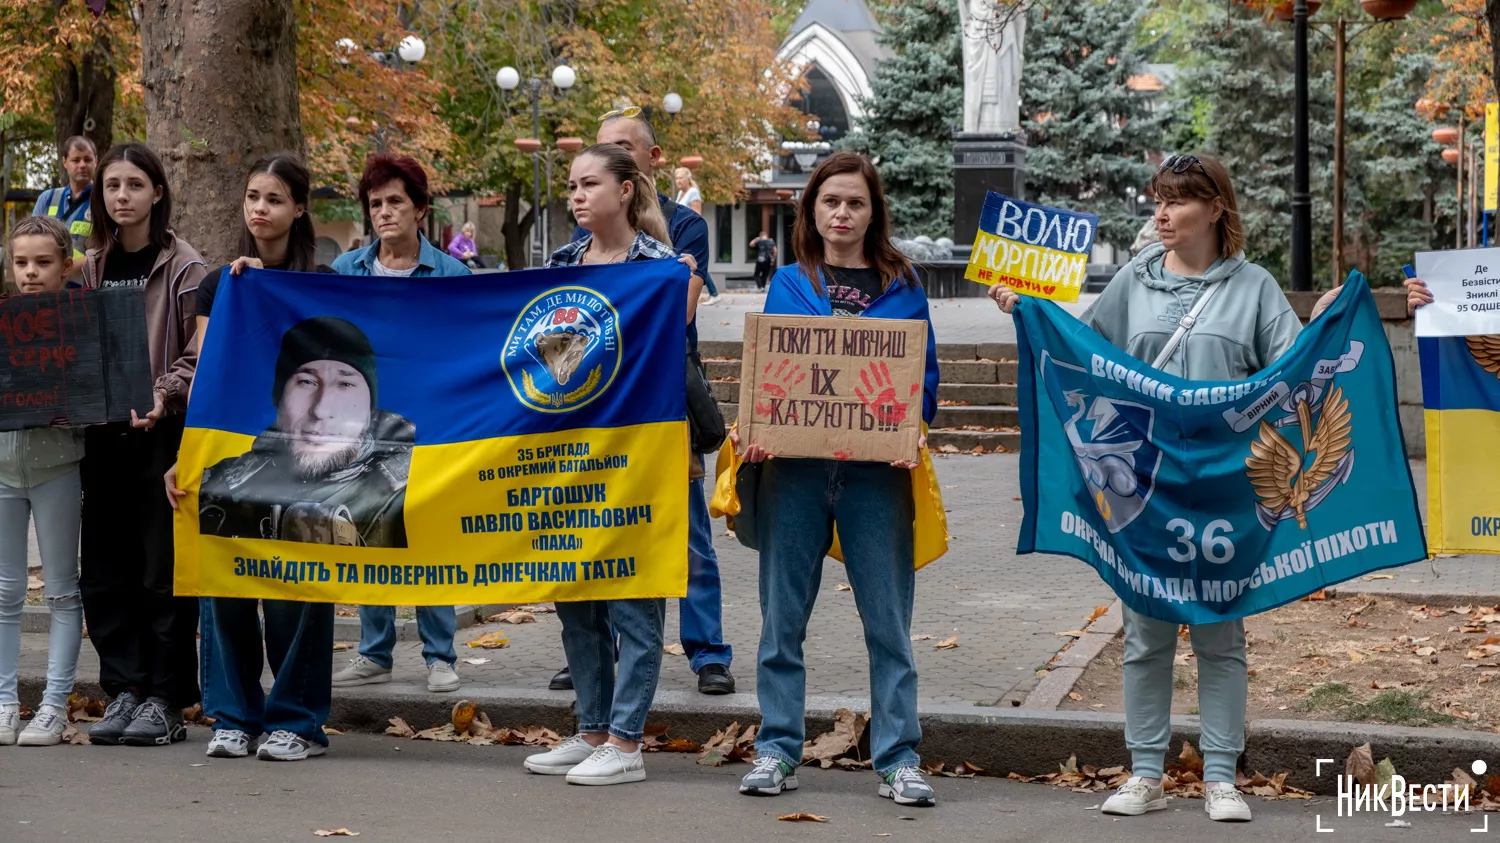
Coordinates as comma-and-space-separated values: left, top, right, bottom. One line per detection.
855, 361, 919, 431
754, 358, 806, 417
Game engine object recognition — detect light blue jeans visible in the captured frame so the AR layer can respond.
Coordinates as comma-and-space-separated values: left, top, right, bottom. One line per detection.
1122, 606, 1247, 783
752, 459, 921, 776
357, 606, 457, 668
556, 597, 665, 742
0, 470, 83, 709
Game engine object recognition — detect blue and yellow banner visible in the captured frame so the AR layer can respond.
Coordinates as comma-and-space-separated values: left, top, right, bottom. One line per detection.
1421, 334, 1500, 553
964, 192, 1097, 302
1015, 275, 1426, 624
174, 262, 690, 604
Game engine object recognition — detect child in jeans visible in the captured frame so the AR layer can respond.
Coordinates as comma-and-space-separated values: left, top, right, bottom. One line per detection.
0, 216, 86, 746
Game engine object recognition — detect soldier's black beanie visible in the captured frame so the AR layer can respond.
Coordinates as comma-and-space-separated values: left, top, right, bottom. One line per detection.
273, 316, 379, 406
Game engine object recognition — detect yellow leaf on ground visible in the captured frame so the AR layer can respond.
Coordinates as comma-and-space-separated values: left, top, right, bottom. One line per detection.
451, 700, 477, 734
1086, 605, 1109, 622
664, 643, 686, 656
487, 609, 536, 624
935, 635, 960, 650
467, 631, 510, 649
835, 583, 852, 592
910, 634, 934, 641
1067, 692, 1082, 701
385, 717, 415, 738
1055, 630, 1086, 638
332, 643, 352, 651
778, 813, 828, 823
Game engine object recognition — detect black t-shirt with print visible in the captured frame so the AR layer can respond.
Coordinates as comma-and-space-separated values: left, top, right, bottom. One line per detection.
198, 261, 335, 317
100, 244, 160, 290
755, 238, 775, 263
826, 266, 886, 317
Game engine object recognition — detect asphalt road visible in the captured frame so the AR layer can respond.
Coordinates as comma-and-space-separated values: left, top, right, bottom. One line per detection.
0, 730, 1483, 842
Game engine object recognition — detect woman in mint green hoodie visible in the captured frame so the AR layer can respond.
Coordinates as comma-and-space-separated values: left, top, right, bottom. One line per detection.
994, 154, 1339, 824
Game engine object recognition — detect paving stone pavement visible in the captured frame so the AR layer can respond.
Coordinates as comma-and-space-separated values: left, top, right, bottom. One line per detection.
17, 454, 1118, 709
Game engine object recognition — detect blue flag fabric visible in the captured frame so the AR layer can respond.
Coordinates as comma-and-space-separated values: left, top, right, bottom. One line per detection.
1014, 274, 1426, 624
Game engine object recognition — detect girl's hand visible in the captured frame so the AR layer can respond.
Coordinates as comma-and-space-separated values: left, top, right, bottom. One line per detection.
989, 284, 1020, 314
1405, 276, 1433, 315
891, 435, 927, 469
730, 428, 771, 463
130, 391, 165, 430
1310, 285, 1342, 320
229, 257, 265, 275
164, 462, 187, 511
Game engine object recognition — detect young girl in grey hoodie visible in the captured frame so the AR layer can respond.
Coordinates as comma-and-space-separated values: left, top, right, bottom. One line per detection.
994, 153, 1340, 823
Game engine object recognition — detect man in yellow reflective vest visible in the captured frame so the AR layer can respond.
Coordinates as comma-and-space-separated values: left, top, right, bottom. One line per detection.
31, 136, 97, 278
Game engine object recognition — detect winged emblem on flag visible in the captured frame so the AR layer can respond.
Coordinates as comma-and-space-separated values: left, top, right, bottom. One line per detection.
1244, 385, 1354, 530
1468, 335, 1500, 376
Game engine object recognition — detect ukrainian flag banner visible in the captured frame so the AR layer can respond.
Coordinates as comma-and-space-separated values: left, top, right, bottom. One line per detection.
1420, 334, 1500, 553
1015, 274, 1426, 624
173, 262, 690, 604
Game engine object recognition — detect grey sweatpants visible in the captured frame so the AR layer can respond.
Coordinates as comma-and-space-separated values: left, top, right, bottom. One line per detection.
0, 469, 83, 709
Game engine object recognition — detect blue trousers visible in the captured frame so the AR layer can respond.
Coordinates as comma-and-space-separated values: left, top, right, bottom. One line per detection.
357, 605, 457, 668
200, 596, 334, 744
683, 473, 731, 670
557, 597, 665, 742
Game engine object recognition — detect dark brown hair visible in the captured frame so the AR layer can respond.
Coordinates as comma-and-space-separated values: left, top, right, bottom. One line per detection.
61, 135, 96, 159
1149, 153, 1245, 259
89, 143, 174, 253
358, 153, 431, 223
239, 154, 317, 272
575, 143, 671, 247
794, 151, 913, 294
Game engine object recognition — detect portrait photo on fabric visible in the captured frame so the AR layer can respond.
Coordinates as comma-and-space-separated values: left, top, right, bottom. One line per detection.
197, 315, 414, 548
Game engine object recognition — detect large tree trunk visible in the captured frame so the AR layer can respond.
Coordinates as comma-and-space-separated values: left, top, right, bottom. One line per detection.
51, 28, 115, 156
139, 0, 304, 264
502, 183, 535, 270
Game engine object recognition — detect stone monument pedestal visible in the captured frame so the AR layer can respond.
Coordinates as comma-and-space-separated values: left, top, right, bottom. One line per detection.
952, 131, 1026, 254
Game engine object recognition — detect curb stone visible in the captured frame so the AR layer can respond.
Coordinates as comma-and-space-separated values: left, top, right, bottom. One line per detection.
20, 603, 510, 636
1020, 599, 1122, 710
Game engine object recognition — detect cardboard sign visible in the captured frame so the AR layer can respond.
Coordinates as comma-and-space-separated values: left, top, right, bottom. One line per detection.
1414, 247, 1500, 337
737, 313, 925, 463
0, 288, 153, 431
964, 191, 1097, 302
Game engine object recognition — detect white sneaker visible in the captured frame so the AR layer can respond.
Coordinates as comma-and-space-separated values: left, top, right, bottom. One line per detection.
1101, 776, 1169, 815
206, 729, 253, 758
427, 661, 460, 693
0, 704, 20, 745
17, 705, 67, 746
256, 730, 326, 761
1205, 782, 1252, 821
331, 656, 392, 687
523, 734, 598, 775
565, 744, 646, 786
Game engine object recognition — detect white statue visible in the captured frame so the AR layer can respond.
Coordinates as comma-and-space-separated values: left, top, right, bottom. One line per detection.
956, 0, 1025, 135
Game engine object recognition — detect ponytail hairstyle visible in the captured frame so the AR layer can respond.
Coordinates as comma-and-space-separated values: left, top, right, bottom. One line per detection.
238, 154, 317, 272
90, 143, 174, 254
577, 143, 671, 248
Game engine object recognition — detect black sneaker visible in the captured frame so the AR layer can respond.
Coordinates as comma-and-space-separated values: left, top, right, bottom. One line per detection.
88, 690, 143, 746
548, 666, 573, 691
120, 697, 186, 746
697, 663, 736, 695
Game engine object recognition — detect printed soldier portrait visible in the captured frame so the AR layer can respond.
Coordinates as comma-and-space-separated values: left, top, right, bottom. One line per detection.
199, 316, 414, 548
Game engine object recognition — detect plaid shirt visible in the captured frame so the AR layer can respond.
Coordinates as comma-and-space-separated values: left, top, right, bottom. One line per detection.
546, 231, 676, 268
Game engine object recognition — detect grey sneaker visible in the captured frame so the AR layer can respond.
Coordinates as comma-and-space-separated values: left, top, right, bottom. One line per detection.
739, 756, 798, 795
18, 705, 67, 746
524, 734, 598, 775
426, 661, 460, 693
256, 730, 325, 761
1102, 776, 1169, 816
331, 656, 392, 687
879, 766, 936, 806
89, 690, 143, 745
120, 697, 186, 746
0, 704, 19, 745
206, 729, 253, 758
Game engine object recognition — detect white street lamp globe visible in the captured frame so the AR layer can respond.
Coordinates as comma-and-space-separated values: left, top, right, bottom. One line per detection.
397, 35, 426, 63
497, 66, 521, 91
663, 92, 683, 115
551, 64, 576, 90
335, 38, 357, 52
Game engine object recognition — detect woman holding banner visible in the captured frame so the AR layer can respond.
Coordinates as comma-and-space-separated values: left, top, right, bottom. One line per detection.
714, 152, 945, 807
991, 153, 1341, 822
521, 142, 703, 786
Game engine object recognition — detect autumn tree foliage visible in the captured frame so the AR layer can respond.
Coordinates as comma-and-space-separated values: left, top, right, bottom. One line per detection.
1423, 0, 1497, 120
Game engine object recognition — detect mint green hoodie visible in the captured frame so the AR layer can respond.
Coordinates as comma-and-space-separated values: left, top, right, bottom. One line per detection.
1081, 243, 1301, 381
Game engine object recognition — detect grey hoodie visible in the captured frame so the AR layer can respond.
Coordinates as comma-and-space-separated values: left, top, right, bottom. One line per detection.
1081, 242, 1301, 381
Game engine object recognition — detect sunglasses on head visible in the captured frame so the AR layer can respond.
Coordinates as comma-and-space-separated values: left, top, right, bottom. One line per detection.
1159, 154, 1204, 174
598, 106, 642, 123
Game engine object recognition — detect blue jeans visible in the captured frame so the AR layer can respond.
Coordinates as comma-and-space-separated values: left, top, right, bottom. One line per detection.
357, 606, 456, 668
0, 470, 83, 709
682, 471, 731, 671
556, 598, 664, 741
752, 459, 920, 776
201, 597, 334, 744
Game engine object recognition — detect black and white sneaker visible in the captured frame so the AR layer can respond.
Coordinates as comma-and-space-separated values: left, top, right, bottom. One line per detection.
879, 767, 936, 806
120, 697, 186, 746
739, 757, 798, 795
88, 690, 143, 746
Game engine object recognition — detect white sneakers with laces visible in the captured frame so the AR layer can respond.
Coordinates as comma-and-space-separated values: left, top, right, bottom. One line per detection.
565, 744, 646, 786
1101, 776, 1169, 815
1204, 781, 1253, 822
18, 705, 67, 746
0, 704, 21, 745
523, 734, 598, 775
207, 729, 253, 758
426, 661, 461, 693
257, 730, 326, 761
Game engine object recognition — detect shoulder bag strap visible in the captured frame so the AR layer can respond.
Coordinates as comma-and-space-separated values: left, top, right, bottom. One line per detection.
1151, 279, 1225, 371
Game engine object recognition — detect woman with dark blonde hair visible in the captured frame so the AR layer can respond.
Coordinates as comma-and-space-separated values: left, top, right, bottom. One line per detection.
715, 151, 946, 807
992, 153, 1339, 823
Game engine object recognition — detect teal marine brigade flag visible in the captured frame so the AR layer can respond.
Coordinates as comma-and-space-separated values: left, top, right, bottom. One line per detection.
1013, 274, 1427, 624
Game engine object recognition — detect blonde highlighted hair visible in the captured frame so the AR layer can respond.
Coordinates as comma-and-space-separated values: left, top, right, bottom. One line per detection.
578, 143, 671, 247
7, 215, 71, 259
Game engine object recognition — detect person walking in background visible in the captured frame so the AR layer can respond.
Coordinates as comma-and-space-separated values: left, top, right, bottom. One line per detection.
447, 221, 482, 269
163, 154, 337, 762
31, 135, 97, 277
0, 216, 86, 747
749, 230, 776, 290
330, 153, 468, 695
673, 167, 703, 215
79, 143, 207, 747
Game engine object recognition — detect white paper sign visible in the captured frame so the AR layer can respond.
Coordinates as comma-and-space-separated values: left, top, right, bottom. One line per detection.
1415, 247, 1500, 337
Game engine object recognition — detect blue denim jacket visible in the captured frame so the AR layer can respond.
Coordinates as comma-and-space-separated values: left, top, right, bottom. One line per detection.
331, 235, 473, 277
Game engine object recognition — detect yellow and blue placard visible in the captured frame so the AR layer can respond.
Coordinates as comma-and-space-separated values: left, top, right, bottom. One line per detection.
173, 262, 690, 604
1421, 331, 1500, 554
964, 192, 1097, 303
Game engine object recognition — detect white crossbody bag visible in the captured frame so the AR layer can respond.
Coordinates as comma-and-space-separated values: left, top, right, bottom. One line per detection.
1150, 280, 1225, 371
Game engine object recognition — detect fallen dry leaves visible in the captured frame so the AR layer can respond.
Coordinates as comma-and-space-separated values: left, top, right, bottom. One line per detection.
777, 813, 828, 823
923, 761, 985, 778
313, 830, 359, 837
466, 631, 510, 649
1009, 742, 1311, 800
835, 583, 852, 592
802, 708, 871, 770
934, 634, 960, 650
386, 712, 561, 747
663, 643, 686, 656
487, 609, 536, 624
332, 642, 353, 651
642, 723, 700, 753
697, 721, 757, 766
66, 693, 104, 723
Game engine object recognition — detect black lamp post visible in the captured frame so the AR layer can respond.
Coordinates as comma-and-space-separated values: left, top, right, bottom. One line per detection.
1291, 0, 1312, 292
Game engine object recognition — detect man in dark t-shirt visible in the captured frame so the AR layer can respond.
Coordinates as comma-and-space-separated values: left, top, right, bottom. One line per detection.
750, 231, 776, 291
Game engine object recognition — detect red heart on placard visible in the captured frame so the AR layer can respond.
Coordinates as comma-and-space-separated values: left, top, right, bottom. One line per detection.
1042, 285, 1056, 295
